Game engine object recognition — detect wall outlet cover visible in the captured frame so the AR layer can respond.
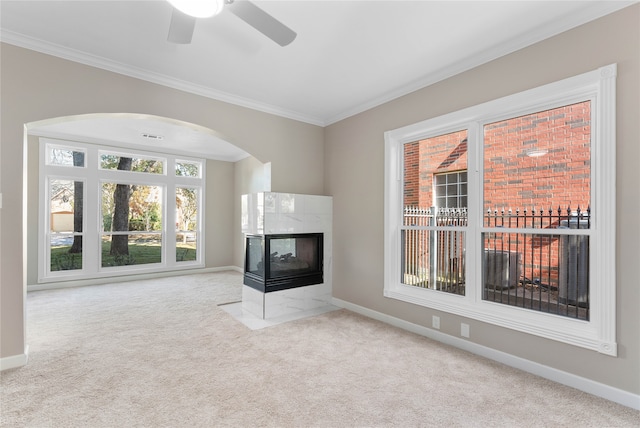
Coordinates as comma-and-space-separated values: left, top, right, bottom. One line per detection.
432, 315, 440, 329
461, 323, 470, 338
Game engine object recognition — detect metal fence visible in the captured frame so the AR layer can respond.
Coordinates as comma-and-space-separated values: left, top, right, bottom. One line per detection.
402, 207, 467, 295
402, 205, 590, 320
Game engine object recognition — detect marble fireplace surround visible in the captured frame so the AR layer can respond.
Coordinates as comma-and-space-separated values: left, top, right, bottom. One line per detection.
240, 192, 333, 320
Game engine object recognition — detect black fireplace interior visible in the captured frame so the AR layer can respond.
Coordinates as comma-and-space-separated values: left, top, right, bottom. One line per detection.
244, 233, 323, 293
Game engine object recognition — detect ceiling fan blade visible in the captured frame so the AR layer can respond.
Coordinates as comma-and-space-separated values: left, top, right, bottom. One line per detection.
168, 8, 196, 44
228, 0, 297, 47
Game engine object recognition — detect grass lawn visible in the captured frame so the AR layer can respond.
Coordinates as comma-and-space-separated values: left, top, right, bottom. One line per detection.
50, 242, 197, 271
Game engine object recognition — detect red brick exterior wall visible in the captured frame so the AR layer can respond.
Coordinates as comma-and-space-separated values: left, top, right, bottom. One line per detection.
404, 102, 590, 211
484, 101, 590, 212
404, 129, 468, 207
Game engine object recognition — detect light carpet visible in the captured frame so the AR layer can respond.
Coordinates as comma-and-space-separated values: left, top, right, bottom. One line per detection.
1, 271, 638, 427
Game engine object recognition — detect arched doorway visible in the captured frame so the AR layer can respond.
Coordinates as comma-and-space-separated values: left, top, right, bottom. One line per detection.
25, 113, 257, 289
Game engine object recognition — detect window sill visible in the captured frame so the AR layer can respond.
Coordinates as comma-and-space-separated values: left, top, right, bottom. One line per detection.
384, 283, 616, 356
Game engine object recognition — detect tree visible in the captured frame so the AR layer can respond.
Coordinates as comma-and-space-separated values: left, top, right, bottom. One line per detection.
176, 161, 199, 177
128, 185, 161, 231
69, 151, 85, 253
176, 188, 197, 243
110, 157, 132, 255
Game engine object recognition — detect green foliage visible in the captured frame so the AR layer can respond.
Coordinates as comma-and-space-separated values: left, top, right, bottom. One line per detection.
99, 154, 120, 169
100, 154, 163, 174
51, 241, 197, 272
134, 159, 163, 174
103, 214, 113, 232
176, 248, 190, 262
112, 254, 137, 266
101, 241, 158, 267
101, 182, 162, 232
175, 161, 200, 177
176, 187, 198, 231
51, 252, 81, 271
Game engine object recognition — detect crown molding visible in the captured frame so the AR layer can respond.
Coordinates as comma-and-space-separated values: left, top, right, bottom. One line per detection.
0, 29, 326, 127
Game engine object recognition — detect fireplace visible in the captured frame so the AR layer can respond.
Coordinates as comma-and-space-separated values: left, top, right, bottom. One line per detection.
244, 233, 324, 293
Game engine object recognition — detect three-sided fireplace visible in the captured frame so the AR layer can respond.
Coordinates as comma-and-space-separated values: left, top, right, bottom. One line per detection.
244, 233, 324, 293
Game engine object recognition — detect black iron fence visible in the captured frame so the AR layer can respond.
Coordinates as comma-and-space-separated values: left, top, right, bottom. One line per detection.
484, 205, 591, 229
402, 206, 590, 320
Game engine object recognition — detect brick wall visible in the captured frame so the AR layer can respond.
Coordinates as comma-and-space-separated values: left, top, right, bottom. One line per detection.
403, 129, 468, 207
404, 101, 590, 211
484, 101, 590, 212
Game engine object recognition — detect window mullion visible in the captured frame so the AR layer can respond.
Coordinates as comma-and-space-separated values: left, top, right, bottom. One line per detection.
166, 182, 177, 268
466, 122, 481, 303
85, 145, 100, 274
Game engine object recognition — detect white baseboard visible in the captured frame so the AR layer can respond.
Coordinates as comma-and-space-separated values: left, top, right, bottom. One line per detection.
332, 297, 640, 411
28, 266, 243, 291
0, 346, 29, 371
223, 266, 244, 274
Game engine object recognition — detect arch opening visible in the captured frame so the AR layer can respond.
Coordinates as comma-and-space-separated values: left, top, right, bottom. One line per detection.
26, 113, 251, 162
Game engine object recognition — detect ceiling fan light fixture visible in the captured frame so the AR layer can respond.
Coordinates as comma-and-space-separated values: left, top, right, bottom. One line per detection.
167, 0, 225, 18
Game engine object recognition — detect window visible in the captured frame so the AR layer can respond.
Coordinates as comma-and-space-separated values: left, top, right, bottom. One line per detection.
384, 64, 617, 355
46, 144, 86, 168
39, 141, 205, 281
403, 130, 468, 296
434, 170, 467, 209
99, 151, 165, 174
101, 182, 163, 267
482, 102, 591, 320
176, 160, 201, 177
175, 186, 199, 262
47, 177, 84, 272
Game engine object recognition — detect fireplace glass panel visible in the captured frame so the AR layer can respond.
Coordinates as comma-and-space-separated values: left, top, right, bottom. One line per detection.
246, 235, 265, 278
269, 236, 319, 278
244, 233, 323, 292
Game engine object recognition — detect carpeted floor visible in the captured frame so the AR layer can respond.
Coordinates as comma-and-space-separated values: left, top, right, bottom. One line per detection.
1, 271, 638, 427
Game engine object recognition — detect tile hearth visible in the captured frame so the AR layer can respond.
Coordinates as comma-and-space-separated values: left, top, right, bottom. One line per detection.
220, 301, 339, 330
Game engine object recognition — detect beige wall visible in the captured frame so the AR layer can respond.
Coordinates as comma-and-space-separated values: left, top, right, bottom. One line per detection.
232, 156, 270, 267
204, 159, 235, 268
325, 5, 639, 395
25, 135, 39, 286
0, 44, 324, 359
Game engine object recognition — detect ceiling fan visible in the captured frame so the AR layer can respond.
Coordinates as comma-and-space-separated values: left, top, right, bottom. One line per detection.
167, 0, 297, 46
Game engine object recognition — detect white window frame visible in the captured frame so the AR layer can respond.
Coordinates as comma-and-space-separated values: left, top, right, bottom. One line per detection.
38, 140, 205, 282
43, 174, 88, 277
174, 184, 203, 265
384, 64, 617, 355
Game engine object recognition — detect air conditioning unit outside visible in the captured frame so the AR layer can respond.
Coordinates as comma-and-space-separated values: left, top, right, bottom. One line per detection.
483, 249, 520, 290
558, 219, 589, 307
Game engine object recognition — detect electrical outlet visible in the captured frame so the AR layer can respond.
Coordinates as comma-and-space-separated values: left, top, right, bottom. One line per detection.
432, 315, 440, 330
461, 323, 470, 338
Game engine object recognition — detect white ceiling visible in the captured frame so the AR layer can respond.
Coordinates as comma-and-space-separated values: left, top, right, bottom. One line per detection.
1, 0, 635, 160
28, 113, 250, 161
